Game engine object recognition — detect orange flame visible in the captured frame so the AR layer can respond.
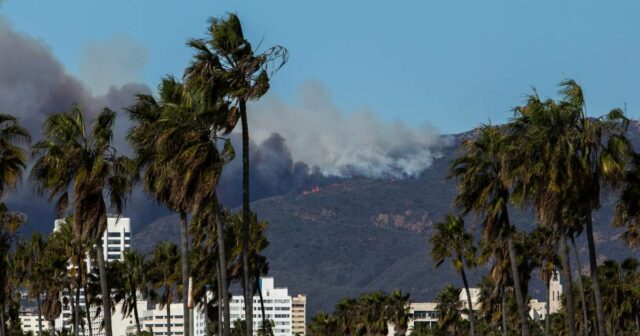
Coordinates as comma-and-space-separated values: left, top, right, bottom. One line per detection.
302, 186, 320, 195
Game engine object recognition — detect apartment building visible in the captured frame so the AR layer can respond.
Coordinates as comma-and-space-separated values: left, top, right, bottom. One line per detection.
291, 294, 307, 336
224, 277, 293, 336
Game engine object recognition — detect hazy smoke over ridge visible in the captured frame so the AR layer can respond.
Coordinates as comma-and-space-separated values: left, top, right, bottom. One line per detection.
250, 81, 446, 178
0, 16, 157, 234
0, 13, 447, 235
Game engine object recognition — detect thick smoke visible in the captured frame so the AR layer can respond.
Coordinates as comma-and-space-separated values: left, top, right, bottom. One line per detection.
249, 81, 447, 178
80, 34, 148, 95
0, 16, 157, 234
217, 133, 339, 206
0, 14, 447, 235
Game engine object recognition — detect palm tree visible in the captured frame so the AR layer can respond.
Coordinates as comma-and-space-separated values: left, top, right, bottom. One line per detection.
434, 285, 464, 335
110, 250, 147, 334
430, 214, 477, 336
0, 207, 26, 336
47, 219, 92, 336
511, 80, 632, 336
386, 290, 411, 336
148, 242, 180, 336
185, 15, 288, 335
309, 312, 339, 336
449, 125, 530, 336
128, 77, 234, 336
30, 106, 136, 336
0, 113, 29, 336
14, 233, 48, 336
529, 227, 560, 336
614, 154, 640, 251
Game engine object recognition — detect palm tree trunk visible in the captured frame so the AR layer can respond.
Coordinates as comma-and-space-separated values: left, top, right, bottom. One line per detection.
505, 229, 530, 336
545, 279, 550, 336
37, 295, 44, 336
49, 320, 56, 336
0, 302, 5, 336
132, 286, 141, 334
240, 100, 253, 336
585, 215, 605, 336
83, 283, 92, 336
68, 285, 76, 336
217, 269, 223, 336
459, 262, 476, 336
257, 280, 267, 334
558, 235, 576, 336
179, 212, 190, 336
570, 235, 589, 336
501, 286, 507, 336
75, 268, 82, 336
167, 301, 172, 336
215, 212, 230, 336
95, 240, 113, 336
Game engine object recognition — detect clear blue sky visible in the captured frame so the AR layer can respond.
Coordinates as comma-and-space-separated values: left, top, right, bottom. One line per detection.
3, 0, 640, 133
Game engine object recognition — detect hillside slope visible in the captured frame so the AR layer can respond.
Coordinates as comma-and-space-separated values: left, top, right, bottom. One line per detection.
133, 131, 635, 314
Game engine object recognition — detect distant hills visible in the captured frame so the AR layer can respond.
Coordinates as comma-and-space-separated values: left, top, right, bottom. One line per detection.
133, 126, 640, 315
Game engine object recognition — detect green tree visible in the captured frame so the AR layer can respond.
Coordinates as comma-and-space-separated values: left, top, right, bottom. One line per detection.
430, 214, 477, 336
110, 251, 147, 334
185, 15, 287, 336
128, 77, 234, 336
528, 227, 559, 336
148, 242, 180, 336
0, 113, 29, 336
14, 233, 48, 336
434, 285, 464, 335
449, 125, 530, 336
30, 106, 136, 336
511, 80, 633, 336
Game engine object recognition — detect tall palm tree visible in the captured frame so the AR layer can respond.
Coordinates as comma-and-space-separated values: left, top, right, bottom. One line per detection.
529, 227, 559, 336
48, 219, 92, 336
0, 207, 26, 336
148, 242, 180, 336
614, 153, 640, 251
430, 214, 477, 336
14, 233, 48, 336
190, 202, 234, 336
185, 15, 288, 335
110, 250, 147, 334
0, 113, 29, 336
30, 106, 136, 336
449, 125, 530, 336
511, 80, 632, 336
128, 77, 234, 336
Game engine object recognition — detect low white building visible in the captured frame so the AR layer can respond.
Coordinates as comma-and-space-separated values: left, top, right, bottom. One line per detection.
125, 302, 185, 336
19, 310, 46, 335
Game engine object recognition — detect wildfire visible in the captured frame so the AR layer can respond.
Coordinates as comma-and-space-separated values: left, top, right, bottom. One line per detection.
302, 185, 320, 195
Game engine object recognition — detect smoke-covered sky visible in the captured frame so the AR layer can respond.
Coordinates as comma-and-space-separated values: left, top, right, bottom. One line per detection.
0, 6, 447, 234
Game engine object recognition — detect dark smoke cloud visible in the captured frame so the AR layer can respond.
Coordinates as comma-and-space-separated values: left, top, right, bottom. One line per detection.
0, 16, 158, 235
217, 133, 339, 207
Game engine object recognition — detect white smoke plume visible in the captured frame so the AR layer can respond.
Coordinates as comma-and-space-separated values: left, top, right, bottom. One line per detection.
249, 81, 448, 178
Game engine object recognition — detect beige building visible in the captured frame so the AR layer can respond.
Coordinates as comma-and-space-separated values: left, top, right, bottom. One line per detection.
291, 294, 307, 335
